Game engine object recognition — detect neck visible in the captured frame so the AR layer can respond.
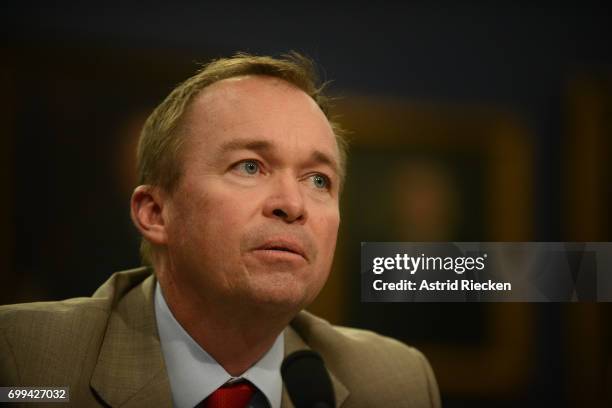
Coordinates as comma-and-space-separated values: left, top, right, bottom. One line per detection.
156, 261, 293, 376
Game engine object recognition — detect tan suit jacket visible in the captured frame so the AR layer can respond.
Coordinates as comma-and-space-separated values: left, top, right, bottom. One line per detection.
0, 268, 440, 407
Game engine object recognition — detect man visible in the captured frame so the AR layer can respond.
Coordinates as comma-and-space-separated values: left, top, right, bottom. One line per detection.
0, 53, 440, 407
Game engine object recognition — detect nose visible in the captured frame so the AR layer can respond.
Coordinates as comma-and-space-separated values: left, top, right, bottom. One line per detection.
263, 174, 307, 224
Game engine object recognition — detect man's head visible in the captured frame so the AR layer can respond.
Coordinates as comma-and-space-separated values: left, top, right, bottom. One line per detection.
136, 52, 346, 264
130, 53, 346, 313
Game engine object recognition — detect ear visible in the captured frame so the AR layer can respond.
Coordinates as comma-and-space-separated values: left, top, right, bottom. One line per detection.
130, 185, 168, 245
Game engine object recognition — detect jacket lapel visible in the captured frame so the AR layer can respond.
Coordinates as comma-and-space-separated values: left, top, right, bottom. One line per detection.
282, 315, 349, 408
90, 272, 172, 407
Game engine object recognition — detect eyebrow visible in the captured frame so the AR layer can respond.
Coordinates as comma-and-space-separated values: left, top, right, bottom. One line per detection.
309, 150, 340, 177
217, 138, 340, 176
218, 139, 274, 154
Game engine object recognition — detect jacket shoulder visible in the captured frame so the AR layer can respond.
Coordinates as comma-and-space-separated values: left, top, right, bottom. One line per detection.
0, 298, 110, 387
292, 311, 441, 407
0, 267, 151, 387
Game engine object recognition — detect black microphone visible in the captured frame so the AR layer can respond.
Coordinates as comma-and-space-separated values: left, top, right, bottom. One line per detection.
281, 350, 336, 408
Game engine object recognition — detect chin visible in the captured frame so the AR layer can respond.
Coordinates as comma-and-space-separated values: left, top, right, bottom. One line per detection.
245, 274, 318, 312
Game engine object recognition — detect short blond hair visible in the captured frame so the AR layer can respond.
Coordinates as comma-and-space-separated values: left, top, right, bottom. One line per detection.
136, 52, 347, 265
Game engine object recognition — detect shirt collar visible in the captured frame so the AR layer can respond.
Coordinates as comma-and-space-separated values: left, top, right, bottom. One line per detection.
154, 283, 284, 408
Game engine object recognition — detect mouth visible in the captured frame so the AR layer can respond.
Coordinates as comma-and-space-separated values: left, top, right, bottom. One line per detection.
254, 240, 307, 261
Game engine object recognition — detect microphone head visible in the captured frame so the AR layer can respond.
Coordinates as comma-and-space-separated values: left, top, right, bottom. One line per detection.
281, 350, 336, 408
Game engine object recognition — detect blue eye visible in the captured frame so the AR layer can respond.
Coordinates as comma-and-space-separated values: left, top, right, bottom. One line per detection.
237, 160, 260, 175
311, 174, 330, 189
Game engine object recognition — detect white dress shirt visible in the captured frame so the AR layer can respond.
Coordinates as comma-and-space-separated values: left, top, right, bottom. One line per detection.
154, 283, 284, 408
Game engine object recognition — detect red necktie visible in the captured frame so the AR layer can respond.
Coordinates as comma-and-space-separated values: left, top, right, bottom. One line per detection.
199, 381, 257, 408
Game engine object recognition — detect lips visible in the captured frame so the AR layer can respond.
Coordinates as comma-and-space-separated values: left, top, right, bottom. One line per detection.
254, 239, 307, 261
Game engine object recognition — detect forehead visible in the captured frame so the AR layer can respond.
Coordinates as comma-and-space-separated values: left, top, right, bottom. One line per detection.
180, 76, 338, 162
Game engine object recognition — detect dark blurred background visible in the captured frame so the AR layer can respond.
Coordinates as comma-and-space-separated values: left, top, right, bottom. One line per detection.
1, 2, 611, 407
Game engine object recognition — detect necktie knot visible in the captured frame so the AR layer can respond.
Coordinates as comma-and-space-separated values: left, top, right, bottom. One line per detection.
199, 381, 257, 408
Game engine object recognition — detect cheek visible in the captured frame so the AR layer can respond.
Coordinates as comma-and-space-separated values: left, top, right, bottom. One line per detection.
312, 209, 340, 266
175, 186, 255, 254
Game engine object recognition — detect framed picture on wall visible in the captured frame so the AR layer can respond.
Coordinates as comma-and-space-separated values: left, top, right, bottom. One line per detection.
310, 96, 536, 397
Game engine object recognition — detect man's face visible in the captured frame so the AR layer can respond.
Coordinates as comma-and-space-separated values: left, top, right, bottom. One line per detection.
161, 76, 341, 313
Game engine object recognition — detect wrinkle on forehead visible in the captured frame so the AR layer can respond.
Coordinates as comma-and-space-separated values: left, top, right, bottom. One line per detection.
181, 75, 338, 158
190, 75, 325, 125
